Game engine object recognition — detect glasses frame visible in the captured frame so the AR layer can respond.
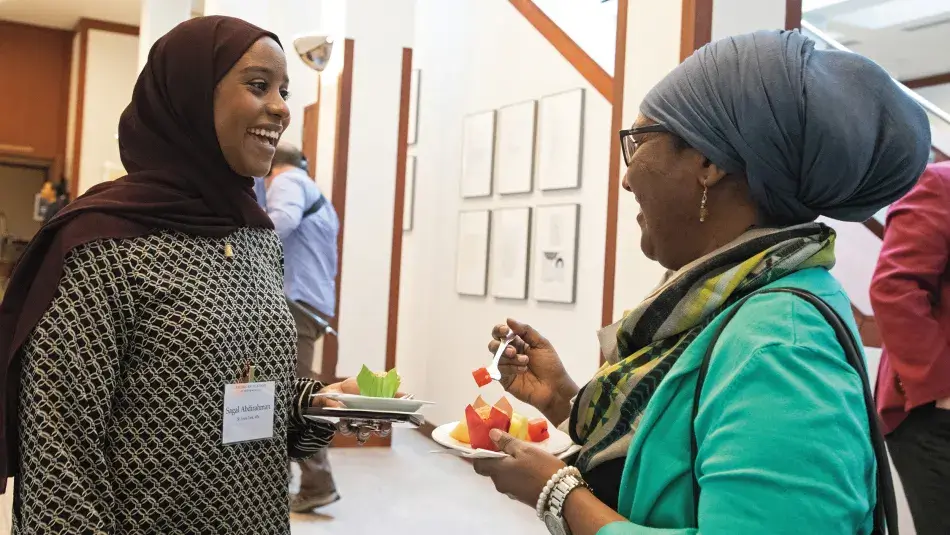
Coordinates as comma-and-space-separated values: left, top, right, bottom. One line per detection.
618, 125, 668, 166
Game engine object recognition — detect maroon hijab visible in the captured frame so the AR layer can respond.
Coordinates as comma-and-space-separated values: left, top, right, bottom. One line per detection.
0, 15, 281, 489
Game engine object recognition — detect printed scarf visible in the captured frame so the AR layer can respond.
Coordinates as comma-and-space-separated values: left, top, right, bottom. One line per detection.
568, 223, 837, 472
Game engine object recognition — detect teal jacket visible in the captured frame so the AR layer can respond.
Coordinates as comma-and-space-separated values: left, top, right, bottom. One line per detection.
599, 268, 876, 534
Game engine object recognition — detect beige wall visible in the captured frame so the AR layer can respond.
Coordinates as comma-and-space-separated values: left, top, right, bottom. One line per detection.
76, 29, 138, 195
0, 164, 47, 241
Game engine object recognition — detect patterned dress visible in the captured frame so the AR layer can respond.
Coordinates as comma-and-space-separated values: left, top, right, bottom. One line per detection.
13, 228, 335, 534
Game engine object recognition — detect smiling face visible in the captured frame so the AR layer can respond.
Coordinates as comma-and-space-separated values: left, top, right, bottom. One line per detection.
213, 37, 291, 178
621, 115, 758, 270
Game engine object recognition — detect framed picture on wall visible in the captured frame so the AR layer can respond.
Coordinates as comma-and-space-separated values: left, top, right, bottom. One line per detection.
460, 110, 496, 198
532, 203, 580, 304
490, 207, 532, 300
456, 209, 491, 296
408, 69, 421, 145
403, 156, 416, 231
537, 88, 585, 191
495, 99, 537, 195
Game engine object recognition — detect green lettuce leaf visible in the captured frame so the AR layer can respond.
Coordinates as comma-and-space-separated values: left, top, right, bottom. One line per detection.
356, 365, 401, 398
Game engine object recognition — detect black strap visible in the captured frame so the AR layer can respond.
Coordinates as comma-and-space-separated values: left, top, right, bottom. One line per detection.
303, 195, 327, 219
690, 287, 897, 534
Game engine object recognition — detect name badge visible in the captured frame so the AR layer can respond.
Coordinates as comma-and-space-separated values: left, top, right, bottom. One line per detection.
222, 381, 276, 445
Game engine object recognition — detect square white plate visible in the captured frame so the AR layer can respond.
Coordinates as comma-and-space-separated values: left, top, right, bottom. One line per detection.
312, 393, 434, 413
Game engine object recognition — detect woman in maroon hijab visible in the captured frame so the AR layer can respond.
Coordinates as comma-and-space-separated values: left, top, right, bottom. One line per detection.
0, 16, 363, 533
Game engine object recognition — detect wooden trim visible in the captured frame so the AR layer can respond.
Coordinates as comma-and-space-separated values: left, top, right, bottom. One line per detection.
507, 0, 613, 103
601, 0, 628, 364
68, 18, 137, 198
301, 103, 319, 180
69, 28, 89, 199
680, 0, 713, 62
385, 48, 414, 373
76, 17, 139, 36
321, 38, 355, 381
901, 71, 950, 90
863, 217, 884, 240
785, 0, 803, 31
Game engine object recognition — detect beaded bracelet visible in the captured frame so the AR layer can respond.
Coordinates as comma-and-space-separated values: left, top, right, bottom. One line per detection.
536, 466, 581, 519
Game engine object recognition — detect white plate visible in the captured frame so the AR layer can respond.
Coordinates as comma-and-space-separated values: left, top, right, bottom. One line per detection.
313, 393, 433, 413
431, 421, 576, 459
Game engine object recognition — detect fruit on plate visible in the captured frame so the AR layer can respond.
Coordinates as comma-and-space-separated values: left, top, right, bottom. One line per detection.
355, 365, 401, 398
508, 413, 530, 441
449, 396, 551, 449
472, 367, 492, 387
528, 418, 550, 442
465, 404, 511, 451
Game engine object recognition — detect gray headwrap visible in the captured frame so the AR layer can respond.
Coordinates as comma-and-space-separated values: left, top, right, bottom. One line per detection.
640, 30, 931, 225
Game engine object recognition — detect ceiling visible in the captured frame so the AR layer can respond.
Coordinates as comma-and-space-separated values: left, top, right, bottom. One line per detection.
804, 0, 950, 81
0, 0, 204, 30
4, 0, 948, 83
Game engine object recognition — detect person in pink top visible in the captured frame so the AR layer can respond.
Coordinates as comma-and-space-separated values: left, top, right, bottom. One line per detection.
871, 159, 950, 535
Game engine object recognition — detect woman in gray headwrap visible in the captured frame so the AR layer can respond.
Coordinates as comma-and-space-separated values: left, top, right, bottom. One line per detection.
470, 30, 930, 535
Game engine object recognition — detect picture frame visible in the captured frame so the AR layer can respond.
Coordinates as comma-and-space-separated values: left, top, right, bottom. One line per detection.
456, 210, 491, 296
495, 99, 537, 195
460, 110, 496, 199
408, 69, 421, 145
403, 156, 416, 231
532, 203, 580, 304
490, 207, 532, 300
537, 88, 585, 191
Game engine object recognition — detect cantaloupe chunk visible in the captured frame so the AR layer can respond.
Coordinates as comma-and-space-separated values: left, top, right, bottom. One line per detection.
449, 420, 470, 443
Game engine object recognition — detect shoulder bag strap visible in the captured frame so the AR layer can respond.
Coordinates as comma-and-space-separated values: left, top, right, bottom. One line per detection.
302, 194, 328, 219
690, 287, 897, 534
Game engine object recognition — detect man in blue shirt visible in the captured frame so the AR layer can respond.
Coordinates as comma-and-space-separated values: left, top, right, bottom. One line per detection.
257, 144, 341, 512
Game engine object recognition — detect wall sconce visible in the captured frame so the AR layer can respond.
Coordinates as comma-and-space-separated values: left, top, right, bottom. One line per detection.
293, 34, 334, 72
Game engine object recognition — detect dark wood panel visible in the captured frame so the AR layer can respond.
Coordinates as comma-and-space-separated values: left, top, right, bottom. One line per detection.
0, 21, 73, 161
902, 71, 950, 90
680, 0, 713, 62
321, 38, 355, 381
301, 102, 319, 180
385, 48, 413, 373
785, 0, 803, 30
601, 0, 629, 364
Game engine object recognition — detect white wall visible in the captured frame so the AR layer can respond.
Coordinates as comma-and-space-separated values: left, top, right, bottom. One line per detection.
333, 0, 415, 379
612, 0, 682, 320
711, 0, 786, 40
820, 218, 883, 315
267, 0, 324, 149
917, 82, 950, 113
532, 0, 617, 76
402, 0, 611, 425
77, 30, 138, 195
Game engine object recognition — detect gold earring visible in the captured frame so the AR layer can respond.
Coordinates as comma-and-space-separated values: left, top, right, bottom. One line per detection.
699, 184, 709, 222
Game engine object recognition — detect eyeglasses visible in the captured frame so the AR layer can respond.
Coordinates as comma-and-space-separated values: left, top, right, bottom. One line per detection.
618, 124, 668, 166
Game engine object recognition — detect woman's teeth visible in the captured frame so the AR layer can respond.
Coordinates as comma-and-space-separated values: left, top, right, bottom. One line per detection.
248, 128, 279, 146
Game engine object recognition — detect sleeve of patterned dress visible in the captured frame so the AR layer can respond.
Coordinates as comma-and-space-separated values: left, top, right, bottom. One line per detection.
287, 378, 336, 460
15, 240, 134, 534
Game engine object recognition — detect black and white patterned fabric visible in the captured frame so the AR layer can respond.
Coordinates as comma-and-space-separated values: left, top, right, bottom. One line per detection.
13, 228, 335, 534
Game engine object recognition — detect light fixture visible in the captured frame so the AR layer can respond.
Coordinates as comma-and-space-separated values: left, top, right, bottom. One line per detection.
293, 34, 334, 72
